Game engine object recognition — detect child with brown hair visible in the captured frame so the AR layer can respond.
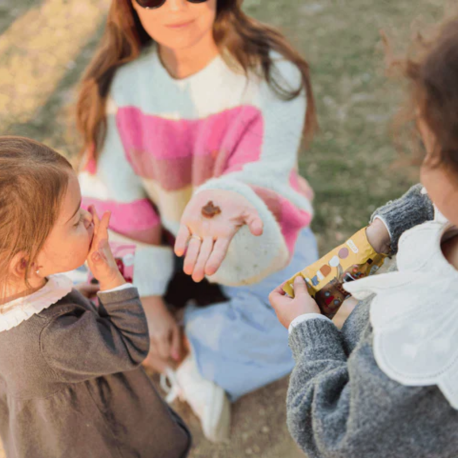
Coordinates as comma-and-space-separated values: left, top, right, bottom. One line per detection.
0, 137, 191, 458
270, 17, 458, 458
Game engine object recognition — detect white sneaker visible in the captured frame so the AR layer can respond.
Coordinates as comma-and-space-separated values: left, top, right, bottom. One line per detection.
160, 355, 231, 443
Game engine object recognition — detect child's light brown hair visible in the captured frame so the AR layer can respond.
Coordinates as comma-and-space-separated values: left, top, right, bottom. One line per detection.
400, 17, 458, 172
0, 137, 72, 292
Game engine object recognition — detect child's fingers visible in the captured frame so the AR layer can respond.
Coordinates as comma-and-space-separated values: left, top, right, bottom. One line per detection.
97, 238, 110, 254
89, 205, 100, 232
269, 287, 288, 301
99, 212, 111, 239
293, 275, 310, 297
90, 213, 110, 254
272, 283, 287, 296
269, 286, 291, 309
91, 249, 107, 264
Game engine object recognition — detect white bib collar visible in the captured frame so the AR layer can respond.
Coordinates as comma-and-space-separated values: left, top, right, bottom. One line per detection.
0, 275, 73, 333
345, 208, 458, 409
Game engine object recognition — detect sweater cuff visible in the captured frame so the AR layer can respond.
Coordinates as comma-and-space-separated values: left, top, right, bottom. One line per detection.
97, 285, 139, 305
195, 177, 289, 286
101, 283, 133, 294
133, 245, 174, 297
370, 184, 434, 253
288, 313, 332, 334
289, 318, 345, 362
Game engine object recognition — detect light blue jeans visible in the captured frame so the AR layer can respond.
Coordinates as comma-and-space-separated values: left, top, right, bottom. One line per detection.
184, 227, 319, 401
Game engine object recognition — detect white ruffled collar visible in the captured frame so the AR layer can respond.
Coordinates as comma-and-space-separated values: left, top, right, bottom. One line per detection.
0, 275, 73, 332
345, 208, 458, 409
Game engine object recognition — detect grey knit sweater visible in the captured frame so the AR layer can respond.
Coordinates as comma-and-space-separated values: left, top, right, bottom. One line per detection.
287, 185, 458, 458
0, 287, 191, 458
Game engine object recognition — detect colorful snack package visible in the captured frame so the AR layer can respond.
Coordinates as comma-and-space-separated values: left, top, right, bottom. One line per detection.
283, 227, 388, 318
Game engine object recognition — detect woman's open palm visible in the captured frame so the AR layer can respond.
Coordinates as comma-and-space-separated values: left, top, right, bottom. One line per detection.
174, 189, 263, 282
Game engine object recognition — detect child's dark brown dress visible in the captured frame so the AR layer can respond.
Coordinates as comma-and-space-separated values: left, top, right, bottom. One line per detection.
0, 283, 191, 458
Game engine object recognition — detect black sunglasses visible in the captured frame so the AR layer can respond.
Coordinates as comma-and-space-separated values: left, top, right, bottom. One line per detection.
135, 0, 207, 9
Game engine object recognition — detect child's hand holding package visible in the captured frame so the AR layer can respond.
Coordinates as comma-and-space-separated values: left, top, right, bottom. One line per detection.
269, 276, 321, 329
283, 224, 390, 319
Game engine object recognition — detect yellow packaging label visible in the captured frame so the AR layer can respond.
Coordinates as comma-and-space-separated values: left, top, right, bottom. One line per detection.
283, 227, 387, 318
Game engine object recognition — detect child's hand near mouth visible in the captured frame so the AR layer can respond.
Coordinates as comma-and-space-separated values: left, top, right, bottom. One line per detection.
87, 205, 126, 291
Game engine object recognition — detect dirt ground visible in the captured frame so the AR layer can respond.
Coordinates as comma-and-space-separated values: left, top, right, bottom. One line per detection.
0, 0, 455, 457
159, 376, 305, 458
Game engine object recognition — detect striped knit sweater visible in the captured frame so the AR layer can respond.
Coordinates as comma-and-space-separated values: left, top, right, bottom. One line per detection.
80, 45, 313, 297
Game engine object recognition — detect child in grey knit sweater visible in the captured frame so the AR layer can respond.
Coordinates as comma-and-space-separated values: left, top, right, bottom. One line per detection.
0, 137, 191, 458
270, 18, 458, 458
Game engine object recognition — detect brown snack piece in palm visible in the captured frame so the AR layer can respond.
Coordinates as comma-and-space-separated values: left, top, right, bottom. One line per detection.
201, 201, 222, 218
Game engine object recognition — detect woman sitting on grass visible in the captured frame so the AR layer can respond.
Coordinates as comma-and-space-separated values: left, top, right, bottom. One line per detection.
76, 0, 319, 442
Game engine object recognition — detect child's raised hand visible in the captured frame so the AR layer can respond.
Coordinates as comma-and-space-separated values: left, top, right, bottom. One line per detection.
87, 206, 125, 291
269, 276, 321, 329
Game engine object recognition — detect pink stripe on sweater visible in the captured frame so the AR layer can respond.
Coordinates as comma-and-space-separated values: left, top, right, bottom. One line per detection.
251, 185, 312, 254
116, 106, 264, 189
82, 197, 161, 245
